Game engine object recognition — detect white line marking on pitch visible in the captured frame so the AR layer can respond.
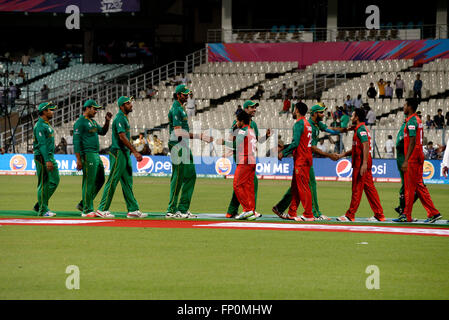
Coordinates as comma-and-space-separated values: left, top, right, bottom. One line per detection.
194, 222, 449, 236
0, 219, 114, 225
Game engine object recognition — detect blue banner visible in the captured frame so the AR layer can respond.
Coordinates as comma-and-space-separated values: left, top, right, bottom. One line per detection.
0, 154, 448, 184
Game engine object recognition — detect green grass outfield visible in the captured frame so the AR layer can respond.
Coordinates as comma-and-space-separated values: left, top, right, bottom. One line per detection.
0, 176, 448, 299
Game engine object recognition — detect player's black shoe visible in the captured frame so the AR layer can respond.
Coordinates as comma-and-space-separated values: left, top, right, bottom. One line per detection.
76, 201, 83, 212
33, 202, 39, 212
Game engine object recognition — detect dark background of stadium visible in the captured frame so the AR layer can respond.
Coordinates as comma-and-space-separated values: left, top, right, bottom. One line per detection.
0, 0, 445, 69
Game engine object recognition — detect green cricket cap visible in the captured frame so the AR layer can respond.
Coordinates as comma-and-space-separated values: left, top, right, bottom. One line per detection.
243, 100, 259, 109
310, 103, 327, 114
175, 84, 191, 95
117, 96, 133, 107
37, 101, 57, 112
83, 99, 102, 109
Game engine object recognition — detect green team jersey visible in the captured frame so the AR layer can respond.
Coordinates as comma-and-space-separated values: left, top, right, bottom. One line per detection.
168, 100, 190, 145
308, 118, 328, 147
33, 117, 55, 162
110, 110, 131, 153
396, 121, 406, 157
73, 115, 108, 154
340, 114, 350, 128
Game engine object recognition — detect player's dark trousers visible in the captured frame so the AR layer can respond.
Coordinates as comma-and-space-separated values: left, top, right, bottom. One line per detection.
98, 149, 139, 212
167, 143, 196, 214
233, 164, 256, 213
80, 152, 105, 214
345, 167, 384, 221
34, 156, 60, 215
403, 160, 439, 221
396, 157, 418, 211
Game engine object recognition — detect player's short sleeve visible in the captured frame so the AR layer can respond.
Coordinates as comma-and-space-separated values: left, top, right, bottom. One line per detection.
357, 126, 369, 143
406, 117, 418, 137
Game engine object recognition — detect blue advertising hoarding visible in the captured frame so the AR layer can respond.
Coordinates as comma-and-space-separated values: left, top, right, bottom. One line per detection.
0, 154, 448, 184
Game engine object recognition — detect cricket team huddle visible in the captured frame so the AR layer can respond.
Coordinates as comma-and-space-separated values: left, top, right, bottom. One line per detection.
32, 83, 444, 223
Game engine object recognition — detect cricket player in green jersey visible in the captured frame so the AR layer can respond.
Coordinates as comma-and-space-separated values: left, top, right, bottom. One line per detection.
73, 99, 112, 217
272, 103, 344, 220
32, 102, 59, 217
166, 84, 213, 219
224, 100, 271, 219
96, 96, 148, 218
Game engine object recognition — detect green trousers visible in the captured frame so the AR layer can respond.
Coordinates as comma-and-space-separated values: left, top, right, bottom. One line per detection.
227, 174, 258, 214
396, 155, 418, 210
98, 149, 139, 212
167, 143, 196, 213
275, 166, 322, 217
34, 156, 60, 215
79, 152, 105, 214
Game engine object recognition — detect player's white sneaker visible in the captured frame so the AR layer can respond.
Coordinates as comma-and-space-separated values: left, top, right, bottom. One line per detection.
235, 211, 254, 220
294, 215, 315, 222
184, 211, 198, 219
315, 215, 331, 221
43, 211, 56, 217
81, 212, 96, 217
337, 215, 353, 222
367, 216, 385, 222
166, 211, 189, 219
95, 210, 115, 218
127, 211, 148, 218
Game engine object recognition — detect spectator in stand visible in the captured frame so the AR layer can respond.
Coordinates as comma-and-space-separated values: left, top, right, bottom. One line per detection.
425, 114, 436, 129
186, 92, 196, 117
353, 94, 363, 109
377, 78, 386, 99
235, 105, 243, 115
433, 109, 445, 129
21, 53, 30, 66
18, 68, 25, 82
413, 74, 423, 101
150, 135, 164, 155
40, 84, 50, 101
0, 82, 5, 112
66, 130, 74, 154
344, 95, 353, 111
365, 105, 376, 127
0, 139, 5, 154
292, 81, 299, 99
280, 95, 291, 114
133, 132, 151, 155
385, 81, 393, 99
367, 82, 377, 99
55, 137, 68, 154
251, 85, 265, 100
394, 74, 405, 99
424, 141, 438, 160
446, 110, 449, 126
384, 135, 395, 158
279, 83, 288, 100
146, 84, 157, 99
8, 82, 17, 109
41, 55, 47, 67
317, 138, 327, 155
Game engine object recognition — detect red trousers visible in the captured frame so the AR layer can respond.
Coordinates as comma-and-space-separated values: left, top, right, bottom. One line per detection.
403, 161, 439, 221
288, 165, 313, 218
233, 164, 256, 213
345, 167, 384, 221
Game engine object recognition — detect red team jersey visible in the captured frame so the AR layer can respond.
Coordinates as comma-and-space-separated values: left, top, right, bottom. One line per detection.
292, 117, 313, 167
236, 125, 257, 165
403, 113, 424, 163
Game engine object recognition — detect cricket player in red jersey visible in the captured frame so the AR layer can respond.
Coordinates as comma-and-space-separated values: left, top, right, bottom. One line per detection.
336, 108, 385, 222
278, 102, 314, 221
393, 98, 442, 223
